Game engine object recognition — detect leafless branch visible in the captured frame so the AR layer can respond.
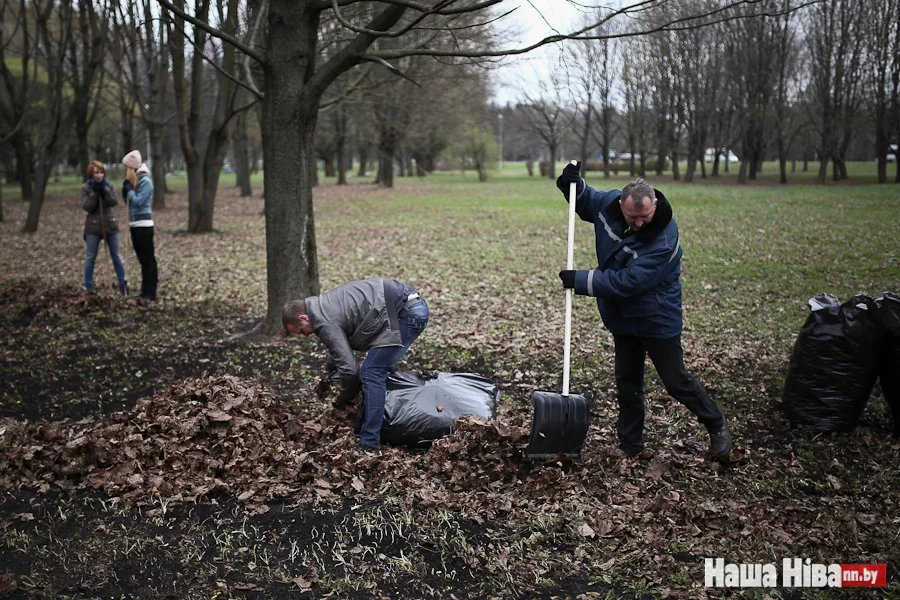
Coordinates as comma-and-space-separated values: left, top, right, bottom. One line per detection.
156, 0, 265, 64
312, 0, 505, 16
370, 0, 822, 60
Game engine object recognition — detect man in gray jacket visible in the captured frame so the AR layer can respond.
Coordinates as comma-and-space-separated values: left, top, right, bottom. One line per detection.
283, 278, 430, 451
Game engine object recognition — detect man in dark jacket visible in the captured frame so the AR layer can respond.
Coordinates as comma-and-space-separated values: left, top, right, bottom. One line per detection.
556, 162, 732, 461
283, 278, 429, 451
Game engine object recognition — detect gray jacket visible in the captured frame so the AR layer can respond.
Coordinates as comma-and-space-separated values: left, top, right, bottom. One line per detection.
306, 278, 402, 393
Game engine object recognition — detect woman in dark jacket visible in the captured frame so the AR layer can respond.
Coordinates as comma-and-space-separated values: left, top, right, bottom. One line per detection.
82, 160, 129, 295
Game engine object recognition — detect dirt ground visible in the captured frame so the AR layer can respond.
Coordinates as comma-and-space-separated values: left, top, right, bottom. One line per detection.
1, 186, 898, 599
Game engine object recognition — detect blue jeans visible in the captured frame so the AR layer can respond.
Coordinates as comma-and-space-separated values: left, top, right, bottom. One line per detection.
358, 298, 430, 448
84, 233, 126, 292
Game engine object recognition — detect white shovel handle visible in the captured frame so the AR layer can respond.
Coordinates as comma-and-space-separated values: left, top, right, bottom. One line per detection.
562, 160, 578, 396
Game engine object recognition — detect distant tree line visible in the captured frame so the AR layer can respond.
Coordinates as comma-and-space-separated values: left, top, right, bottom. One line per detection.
503, 0, 900, 185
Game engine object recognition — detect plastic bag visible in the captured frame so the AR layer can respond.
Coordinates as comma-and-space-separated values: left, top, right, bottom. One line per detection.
782, 293, 884, 432
380, 372, 498, 446
877, 292, 900, 436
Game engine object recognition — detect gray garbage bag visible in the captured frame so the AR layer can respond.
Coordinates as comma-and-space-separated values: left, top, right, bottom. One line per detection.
782, 294, 884, 432
380, 372, 498, 446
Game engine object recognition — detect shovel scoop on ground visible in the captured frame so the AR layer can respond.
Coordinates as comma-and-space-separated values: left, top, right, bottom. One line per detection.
527, 161, 591, 458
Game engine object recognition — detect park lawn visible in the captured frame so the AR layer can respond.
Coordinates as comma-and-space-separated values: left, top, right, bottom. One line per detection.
0, 170, 898, 599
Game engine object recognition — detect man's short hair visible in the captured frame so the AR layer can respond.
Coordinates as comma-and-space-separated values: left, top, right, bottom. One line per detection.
621, 178, 656, 209
282, 299, 307, 330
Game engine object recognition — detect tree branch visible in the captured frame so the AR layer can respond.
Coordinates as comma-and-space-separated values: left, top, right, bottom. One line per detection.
156, 0, 265, 65
369, 0, 822, 60
311, 0, 504, 16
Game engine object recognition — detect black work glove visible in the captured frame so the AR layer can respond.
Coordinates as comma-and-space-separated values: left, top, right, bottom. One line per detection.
559, 270, 576, 289
333, 380, 361, 409
314, 376, 332, 400
122, 180, 133, 200
555, 161, 583, 193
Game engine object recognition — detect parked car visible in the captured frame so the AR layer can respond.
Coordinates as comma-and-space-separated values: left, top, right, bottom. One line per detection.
704, 149, 740, 163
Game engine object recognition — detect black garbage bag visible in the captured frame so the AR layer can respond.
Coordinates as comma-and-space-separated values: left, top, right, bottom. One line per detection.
878, 292, 900, 436
379, 372, 498, 446
782, 293, 884, 432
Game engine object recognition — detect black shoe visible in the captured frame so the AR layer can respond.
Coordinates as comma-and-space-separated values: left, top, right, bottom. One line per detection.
709, 424, 733, 462
357, 444, 379, 454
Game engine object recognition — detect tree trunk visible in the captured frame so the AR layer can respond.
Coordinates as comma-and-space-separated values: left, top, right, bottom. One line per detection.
76, 121, 90, 184
323, 154, 336, 177
336, 145, 347, 185
671, 150, 680, 181
149, 122, 167, 209
357, 146, 368, 177
656, 149, 666, 176
12, 135, 34, 204
235, 111, 252, 195
547, 143, 557, 179
186, 163, 206, 232
334, 107, 347, 185
379, 127, 396, 188
817, 157, 829, 184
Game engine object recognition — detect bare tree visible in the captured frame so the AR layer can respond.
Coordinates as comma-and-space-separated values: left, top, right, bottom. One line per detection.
123, 0, 174, 209
806, 0, 866, 183
517, 69, 572, 180
4, 0, 73, 232
866, 0, 900, 183
168, 0, 249, 232
65, 0, 111, 180
621, 40, 652, 177
772, 0, 802, 184
0, 0, 35, 207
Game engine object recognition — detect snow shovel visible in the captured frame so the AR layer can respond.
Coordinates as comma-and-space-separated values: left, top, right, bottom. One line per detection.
527, 161, 591, 458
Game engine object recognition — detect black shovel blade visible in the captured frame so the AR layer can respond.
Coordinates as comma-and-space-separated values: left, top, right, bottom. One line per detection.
527, 390, 591, 458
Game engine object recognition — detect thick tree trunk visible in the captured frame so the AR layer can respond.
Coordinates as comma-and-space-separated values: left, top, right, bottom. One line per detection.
259, 1, 324, 336
671, 150, 680, 181
547, 143, 558, 179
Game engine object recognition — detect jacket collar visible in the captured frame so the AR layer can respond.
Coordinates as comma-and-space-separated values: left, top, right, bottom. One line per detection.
606, 188, 673, 242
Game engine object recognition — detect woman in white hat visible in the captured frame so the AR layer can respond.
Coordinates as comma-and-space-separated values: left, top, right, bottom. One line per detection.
121, 150, 158, 301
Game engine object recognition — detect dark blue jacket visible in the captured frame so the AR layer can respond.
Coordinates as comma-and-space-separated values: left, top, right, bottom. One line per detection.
563, 181, 683, 339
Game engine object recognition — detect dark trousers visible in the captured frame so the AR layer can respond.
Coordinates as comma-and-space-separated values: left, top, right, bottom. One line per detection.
614, 334, 725, 454
130, 226, 158, 300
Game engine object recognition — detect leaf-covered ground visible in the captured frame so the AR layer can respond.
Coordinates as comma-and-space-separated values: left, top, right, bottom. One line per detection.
1, 171, 899, 599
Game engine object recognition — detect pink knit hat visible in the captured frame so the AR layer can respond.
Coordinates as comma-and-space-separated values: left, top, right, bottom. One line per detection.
122, 150, 142, 169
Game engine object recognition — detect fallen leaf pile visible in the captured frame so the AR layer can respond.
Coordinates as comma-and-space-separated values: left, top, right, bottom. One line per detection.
0, 375, 361, 511
0, 279, 123, 319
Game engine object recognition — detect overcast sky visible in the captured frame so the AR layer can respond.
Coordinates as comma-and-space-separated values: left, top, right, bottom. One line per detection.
491, 0, 584, 106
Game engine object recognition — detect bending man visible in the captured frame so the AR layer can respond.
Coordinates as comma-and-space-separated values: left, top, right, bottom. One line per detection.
283, 278, 429, 451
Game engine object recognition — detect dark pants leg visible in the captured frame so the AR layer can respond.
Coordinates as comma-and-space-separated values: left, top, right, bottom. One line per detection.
645, 335, 725, 431
130, 226, 158, 300
614, 335, 648, 455
357, 299, 430, 448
